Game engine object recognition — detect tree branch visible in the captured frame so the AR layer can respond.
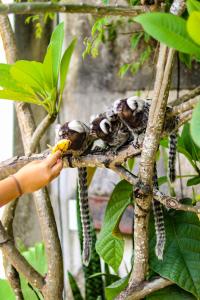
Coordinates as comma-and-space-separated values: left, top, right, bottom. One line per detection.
30, 114, 56, 153
0, 2, 147, 16
171, 85, 200, 106
0, 221, 44, 290
115, 277, 173, 300
172, 98, 199, 116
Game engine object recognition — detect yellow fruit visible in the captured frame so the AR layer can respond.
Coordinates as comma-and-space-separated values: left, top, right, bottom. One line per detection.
48, 139, 71, 154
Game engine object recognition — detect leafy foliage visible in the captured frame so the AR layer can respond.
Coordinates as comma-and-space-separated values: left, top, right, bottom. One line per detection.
147, 285, 196, 300
0, 279, 15, 300
149, 204, 200, 298
96, 180, 133, 272
0, 23, 76, 116
83, 16, 153, 77
135, 12, 200, 58
0, 243, 46, 300
105, 276, 129, 300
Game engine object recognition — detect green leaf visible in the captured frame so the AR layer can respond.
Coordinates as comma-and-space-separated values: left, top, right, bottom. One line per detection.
43, 22, 64, 88
187, 176, 200, 186
118, 64, 130, 77
158, 176, 168, 186
147, 285, 196, 300
187, 12, 200, 45
0, 64, 22, 92
187, 0, 200, 14
18, 243, 46, 300
59, 38, 77, 97
130, 32, 143, 49
149, 207, 200, 298
179, 123, 200, 163
135, 13, 200, 57
105, 276, 129, 300
96, 180, 132, 272
0, 279, 15, 300
11, 61, 46, 95
22, 243, 47, 275
0, 90, 39, 104
191, 101, 200, 147
68, 271, 84, 300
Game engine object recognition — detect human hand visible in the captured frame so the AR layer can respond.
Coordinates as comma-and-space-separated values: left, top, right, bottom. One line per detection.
15, 151, 63, 194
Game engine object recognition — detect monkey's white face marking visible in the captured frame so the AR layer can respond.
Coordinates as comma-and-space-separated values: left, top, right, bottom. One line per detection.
68, 120, 88, 133
100, 119, 111, 134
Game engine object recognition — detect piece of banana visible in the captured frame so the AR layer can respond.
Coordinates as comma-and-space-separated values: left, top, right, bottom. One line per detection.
48, 139, 71, 154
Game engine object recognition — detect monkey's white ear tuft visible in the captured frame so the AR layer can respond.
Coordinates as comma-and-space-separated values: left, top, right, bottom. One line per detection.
68, 120, 87, 133
127, 97, 139, 111
90, 114, 98, 123
55, 124, 62, 143
100, 119, 111, 134
113, 99, 121, 113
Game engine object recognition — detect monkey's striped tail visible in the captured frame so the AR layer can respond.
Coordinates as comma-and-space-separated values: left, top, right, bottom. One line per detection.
153, 164, 166, 260
168, 132, 177, 183
78, 167, 92, 266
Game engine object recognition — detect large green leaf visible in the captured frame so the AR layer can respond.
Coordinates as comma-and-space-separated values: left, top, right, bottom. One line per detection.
191, 101, 200, 148
10, 61, 46, 95
0, 279, 15, 300
149, 205, 200, 298
187, 12, 200, 45
187, 0, 200, 14
68, 271, 84, 300
105, 276, 129, 300
59, 38, 77, 97
96, 180, 132, 272
187, 176, 200, 186
178, 123, 200, 170
147, 285, 196, 300
43, 22, 64, 88
0, 90, 39, 104
135, 13, 200, 57
0, 64, 22, 92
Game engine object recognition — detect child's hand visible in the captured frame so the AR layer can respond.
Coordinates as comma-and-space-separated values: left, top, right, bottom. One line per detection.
15, 151, 63, 194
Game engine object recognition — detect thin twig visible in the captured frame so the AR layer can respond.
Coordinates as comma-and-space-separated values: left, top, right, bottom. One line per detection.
30, 114, 57, 153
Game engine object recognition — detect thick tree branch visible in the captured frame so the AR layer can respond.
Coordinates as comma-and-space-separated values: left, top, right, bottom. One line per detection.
126, 0, 185, 295
171, 85, 200, 106
0, 2, 146, 16
115, 277, 173, 300
0, 221, 44, 290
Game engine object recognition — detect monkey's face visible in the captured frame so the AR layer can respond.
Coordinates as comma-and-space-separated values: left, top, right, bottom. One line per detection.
58, 120, 88, 151
90, 114, 112, 141
113, 97, 146, 129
